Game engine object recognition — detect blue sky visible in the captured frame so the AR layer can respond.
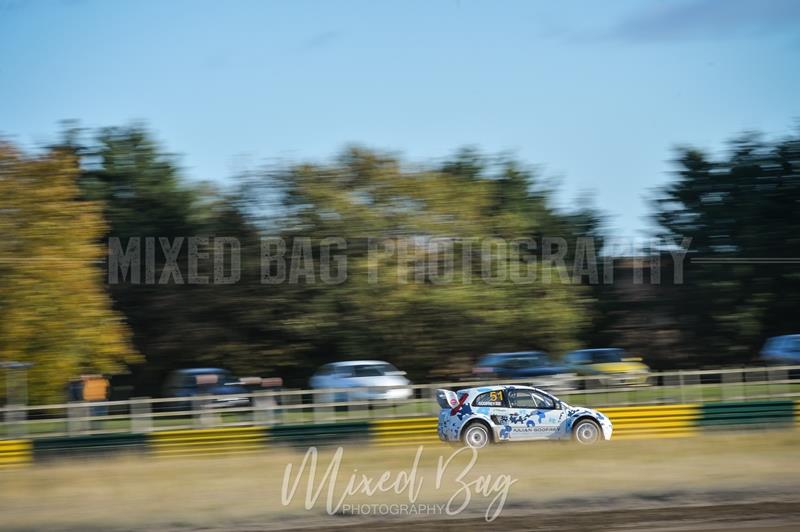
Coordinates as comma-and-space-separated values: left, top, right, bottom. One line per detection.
1, 0, 798, 238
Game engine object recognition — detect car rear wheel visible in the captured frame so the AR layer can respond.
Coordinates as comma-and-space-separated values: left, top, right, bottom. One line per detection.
573, 419, 601, 445
462, 423, 490, 449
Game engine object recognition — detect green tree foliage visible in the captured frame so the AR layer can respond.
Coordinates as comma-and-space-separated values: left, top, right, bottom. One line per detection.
247, 147, 594, 381
72, 126, 286, 392
0, 142, 140, 404
653, 130, 800, 363
72, 128, 597, 387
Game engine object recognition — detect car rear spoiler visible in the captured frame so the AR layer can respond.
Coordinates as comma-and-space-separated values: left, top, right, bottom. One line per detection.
435, 389, 460, 410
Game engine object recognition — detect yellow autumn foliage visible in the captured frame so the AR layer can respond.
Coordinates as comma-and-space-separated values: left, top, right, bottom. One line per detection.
0, 142, 140, 405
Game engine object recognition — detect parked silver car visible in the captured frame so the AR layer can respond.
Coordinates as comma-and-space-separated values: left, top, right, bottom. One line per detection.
309, 360, 412, 402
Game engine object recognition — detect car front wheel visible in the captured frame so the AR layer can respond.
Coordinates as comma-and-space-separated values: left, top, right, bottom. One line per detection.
572, 419, 602, 444
462, 423, 490, 448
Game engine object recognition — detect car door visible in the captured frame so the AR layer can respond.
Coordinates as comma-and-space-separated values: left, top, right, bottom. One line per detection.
507, 389, 564, 440
472, 389, 516, 441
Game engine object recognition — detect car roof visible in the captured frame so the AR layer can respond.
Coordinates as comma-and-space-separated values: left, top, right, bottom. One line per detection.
481, 351, 547, 357
173, 368, 229, 374
459, 384, 547, 395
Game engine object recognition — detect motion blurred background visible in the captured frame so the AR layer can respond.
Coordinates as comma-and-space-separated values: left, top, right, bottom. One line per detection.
1, 1, 799, 529
1, 0, 799, 401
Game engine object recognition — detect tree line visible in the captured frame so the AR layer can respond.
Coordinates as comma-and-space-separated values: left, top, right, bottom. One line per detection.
1, 124, 798, 402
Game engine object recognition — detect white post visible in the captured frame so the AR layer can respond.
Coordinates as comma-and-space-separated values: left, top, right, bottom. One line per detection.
679, 370, 686, 403
253, 394, 275, 425
68, 402, 88, 435
131, 398, 152, 433
313, 390, 326, 424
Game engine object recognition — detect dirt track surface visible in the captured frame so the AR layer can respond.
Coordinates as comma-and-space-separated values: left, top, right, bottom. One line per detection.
3, 432, 800, 531
270, 502, 800, 532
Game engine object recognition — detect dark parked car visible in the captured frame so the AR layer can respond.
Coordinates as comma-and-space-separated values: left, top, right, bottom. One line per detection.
473, 351, 569, 379
161, 368, 251, 410
760, 335, 800, 365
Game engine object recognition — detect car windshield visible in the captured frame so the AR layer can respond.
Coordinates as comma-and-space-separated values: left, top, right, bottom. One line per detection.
589, 350, 624, 363
351, 363, 397, 377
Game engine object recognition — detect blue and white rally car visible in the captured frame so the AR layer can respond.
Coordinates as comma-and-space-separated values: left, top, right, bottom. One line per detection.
436, 385, 612, 447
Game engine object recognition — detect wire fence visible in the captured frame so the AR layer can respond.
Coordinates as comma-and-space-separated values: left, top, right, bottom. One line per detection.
2, 365, 799, 439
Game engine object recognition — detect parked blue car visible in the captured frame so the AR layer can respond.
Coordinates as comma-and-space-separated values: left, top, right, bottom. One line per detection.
472, 351, 569, 379
161, 368, 251, 410
760, 335, 800, 364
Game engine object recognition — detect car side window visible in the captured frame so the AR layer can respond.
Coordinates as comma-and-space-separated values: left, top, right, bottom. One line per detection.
504, 357, 529, 370
531, 392, 556, 409
473, 390, 506, 407
334, 366, 353, 377
569, 351, 589, 364
510, 390, 557, 409
509, 391, 538, 408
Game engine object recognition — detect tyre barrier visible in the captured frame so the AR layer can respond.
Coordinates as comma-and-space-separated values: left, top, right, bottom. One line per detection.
2, 399, 799, 464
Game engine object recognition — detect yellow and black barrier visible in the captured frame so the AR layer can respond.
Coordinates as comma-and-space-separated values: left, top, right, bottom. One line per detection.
363, 405, 701, 445
150, 427, 268, 458
1, 399, 798, 465
371, 417, 442, 447
601, 403, 699, 439
148, 421, 371, 458
362, 399, 800, 445
0, 439, 32, 467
